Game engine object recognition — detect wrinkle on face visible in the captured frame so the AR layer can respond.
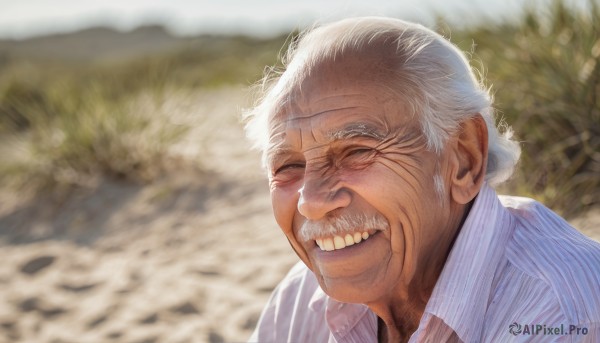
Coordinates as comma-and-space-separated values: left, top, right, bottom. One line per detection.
373, 141, 427, 259
265, 54, 456, 314
270, 107, 431, 255
271, 121, 426, 181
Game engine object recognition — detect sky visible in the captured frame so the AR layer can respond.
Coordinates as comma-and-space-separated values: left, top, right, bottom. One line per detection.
0, 0, 590, 39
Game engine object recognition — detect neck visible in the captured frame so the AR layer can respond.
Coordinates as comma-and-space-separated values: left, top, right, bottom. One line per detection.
375, 301, 423, 343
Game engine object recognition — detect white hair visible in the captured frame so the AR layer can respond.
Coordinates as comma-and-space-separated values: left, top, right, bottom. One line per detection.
244, 17, 521, 186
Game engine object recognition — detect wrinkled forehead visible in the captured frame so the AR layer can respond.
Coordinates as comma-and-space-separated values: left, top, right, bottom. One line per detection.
266, 55, 417, 142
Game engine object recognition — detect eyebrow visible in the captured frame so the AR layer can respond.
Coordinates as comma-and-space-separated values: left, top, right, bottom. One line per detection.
326, 123, 387, 141
266, 122, 387, 166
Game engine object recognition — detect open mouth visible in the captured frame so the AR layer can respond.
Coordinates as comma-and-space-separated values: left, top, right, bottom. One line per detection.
315, 230, 376, 251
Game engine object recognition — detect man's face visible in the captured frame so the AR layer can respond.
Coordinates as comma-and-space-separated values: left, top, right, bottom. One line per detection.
266, 58, 460, 304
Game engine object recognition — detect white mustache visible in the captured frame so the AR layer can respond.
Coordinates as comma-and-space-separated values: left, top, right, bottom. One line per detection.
298, 213, 389, 241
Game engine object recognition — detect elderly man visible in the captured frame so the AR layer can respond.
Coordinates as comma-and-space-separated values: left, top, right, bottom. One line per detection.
244, 17, 600, 342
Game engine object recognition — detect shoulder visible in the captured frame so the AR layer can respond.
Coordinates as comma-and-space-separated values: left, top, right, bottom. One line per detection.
500, 195, 600, 325
264, 261, 322, 312
249, 261, 330, 342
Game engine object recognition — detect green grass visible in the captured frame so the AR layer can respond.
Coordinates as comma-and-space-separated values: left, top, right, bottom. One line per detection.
0, 34, 287, 190
0, 78, 189, 189
448, 0, 599, 216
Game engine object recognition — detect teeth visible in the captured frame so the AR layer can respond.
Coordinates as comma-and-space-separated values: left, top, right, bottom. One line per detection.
316, 238, 323, 249
316, 231, 373, 251
333, 236, 346, 249
323, 238, 334, 251
353, 232, 362, 244
344, 234, 354, 246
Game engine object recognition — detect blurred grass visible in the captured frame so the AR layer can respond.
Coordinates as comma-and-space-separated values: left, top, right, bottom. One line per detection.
0, 1, 598, 216
449, 0, 599, 217
0, 34, 287, 190
0, 71, 186, 189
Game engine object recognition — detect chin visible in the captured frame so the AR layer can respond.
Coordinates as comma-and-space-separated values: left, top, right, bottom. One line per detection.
317, 273, 386, 304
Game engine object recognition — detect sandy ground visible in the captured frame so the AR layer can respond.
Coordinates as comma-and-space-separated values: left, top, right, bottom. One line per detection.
0, 87, 598, 343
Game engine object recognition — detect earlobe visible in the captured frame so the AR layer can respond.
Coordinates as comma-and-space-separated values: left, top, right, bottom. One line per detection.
450, 115, 489, 204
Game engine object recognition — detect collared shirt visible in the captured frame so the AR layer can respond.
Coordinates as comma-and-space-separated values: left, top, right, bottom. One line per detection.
249, 185, 600, 342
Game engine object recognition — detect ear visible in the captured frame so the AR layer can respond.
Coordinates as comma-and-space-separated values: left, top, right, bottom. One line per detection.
450, 114, 488, 204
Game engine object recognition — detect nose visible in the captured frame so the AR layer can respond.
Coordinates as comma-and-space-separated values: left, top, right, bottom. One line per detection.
297, 173, 351, 220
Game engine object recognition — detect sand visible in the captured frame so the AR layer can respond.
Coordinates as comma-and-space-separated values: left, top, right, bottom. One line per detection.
0, 87, 598, 343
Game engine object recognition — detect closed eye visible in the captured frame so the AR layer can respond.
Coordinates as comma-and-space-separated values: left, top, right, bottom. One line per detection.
334, 146, 378, 170
274, 163, 305, 175
346, 148, 372, 156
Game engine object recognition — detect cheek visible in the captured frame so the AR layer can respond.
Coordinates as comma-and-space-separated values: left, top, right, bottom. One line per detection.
350, 162, 429, 243
270, 185, 301, 235
271, 184, 313, 269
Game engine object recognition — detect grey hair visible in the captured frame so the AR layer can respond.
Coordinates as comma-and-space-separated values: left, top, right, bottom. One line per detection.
243, 17, 521, 186
298, 212, 389, 242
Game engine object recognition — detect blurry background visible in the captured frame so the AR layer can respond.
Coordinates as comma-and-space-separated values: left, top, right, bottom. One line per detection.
0, 0, 598, 342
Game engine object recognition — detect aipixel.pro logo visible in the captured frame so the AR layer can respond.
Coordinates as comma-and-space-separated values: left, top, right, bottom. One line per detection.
508, 322, 588, 336
509, 322, 522, 335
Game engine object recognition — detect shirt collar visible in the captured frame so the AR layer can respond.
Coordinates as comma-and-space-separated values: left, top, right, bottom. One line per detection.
309, 285, 373, 339
418, 183, 515, 342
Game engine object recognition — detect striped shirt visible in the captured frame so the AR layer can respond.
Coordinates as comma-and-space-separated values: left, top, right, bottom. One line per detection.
249, 184, 600, 342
